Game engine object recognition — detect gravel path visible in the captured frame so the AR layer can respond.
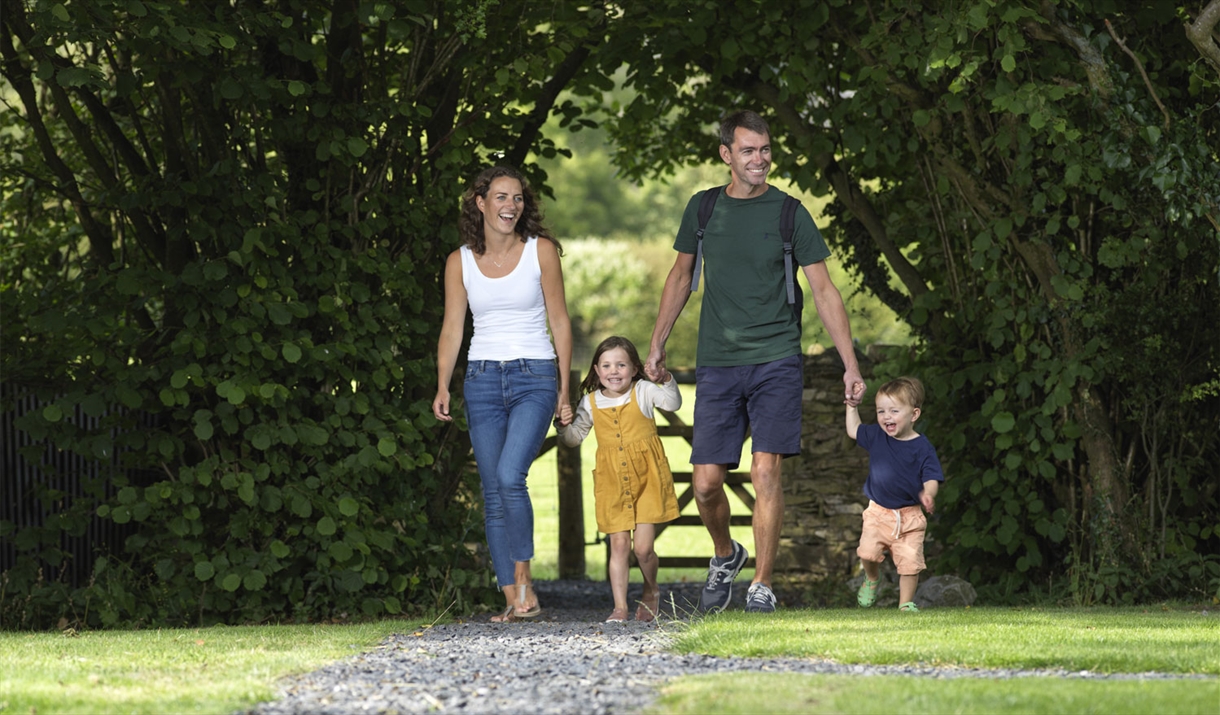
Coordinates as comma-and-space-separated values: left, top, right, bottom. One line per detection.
248, 580, 1212, 715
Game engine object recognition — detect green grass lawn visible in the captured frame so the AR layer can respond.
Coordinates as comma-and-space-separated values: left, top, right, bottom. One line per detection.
650, 606, 1220, 714
651, 672, 1219, 715
0, 620, 410, 714
4, 607, 1215, 714
529, 382, 758, 584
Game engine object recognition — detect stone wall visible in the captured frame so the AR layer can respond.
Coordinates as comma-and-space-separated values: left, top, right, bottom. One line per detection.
776, 349, 876, 582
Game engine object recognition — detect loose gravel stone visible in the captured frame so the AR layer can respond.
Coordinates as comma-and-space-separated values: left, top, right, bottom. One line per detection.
247, 580, 1213, 715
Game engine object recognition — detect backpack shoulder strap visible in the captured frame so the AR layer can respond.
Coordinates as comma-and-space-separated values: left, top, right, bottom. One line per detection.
780, 195, 800, 306
691, 186, 724, 293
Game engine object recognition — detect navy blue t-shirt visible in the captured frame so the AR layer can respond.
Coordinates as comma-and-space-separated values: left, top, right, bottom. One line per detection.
855, 423, 945, 509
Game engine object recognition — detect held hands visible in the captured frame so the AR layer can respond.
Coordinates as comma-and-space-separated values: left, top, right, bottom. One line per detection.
843, 373, 866, 407
644, 346, 667, 383
553, 400, 573, 429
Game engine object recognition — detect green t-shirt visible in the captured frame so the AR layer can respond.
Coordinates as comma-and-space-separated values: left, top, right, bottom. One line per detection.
674, 186, 830, 367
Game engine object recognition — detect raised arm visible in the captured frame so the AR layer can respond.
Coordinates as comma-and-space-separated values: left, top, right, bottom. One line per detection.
433, 250, 467, 422
539, 239, 574, 424
803, 260, 865, 406
846, 402, 861, 440
646, 251, 695, 382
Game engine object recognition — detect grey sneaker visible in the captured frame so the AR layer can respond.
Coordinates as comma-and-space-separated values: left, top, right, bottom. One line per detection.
700, 540, 747, 613
745, 582, 777, 613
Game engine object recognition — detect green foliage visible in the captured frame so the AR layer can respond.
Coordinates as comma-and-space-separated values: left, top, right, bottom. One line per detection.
538, 117, 910, 367
582, 0, 1220, 603
0, 0, 606, 626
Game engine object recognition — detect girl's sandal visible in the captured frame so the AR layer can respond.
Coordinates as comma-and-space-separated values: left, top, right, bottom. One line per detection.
605, 608, 628, 623
513, 583, 542, 618
490, 604, 517, 623
635, 592, 661, 623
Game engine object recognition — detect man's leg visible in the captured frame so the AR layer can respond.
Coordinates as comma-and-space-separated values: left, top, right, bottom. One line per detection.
748, 451, 783, 588
739, 354, 803, 610
694, 462, 748, 612
692, 463, 732, 558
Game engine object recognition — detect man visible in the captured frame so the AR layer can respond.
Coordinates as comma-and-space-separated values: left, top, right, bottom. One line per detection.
644, 110, 866, 613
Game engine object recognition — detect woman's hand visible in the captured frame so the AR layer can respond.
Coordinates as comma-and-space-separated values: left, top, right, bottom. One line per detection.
433, 388, 452, 422
555, 399, 573, 427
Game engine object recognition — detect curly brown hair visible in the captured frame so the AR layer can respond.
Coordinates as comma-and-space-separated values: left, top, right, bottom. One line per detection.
579, 336, 646, 394
458, 165, 560, 256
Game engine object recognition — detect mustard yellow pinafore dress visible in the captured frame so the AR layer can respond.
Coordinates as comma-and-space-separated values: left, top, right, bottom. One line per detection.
590, 389, 680, 533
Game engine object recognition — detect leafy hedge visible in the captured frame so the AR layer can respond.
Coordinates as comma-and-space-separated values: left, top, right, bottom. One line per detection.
0, 0, 606, 627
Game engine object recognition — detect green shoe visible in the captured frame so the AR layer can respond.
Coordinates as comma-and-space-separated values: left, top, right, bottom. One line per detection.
899, 601, 920, 612
856, 578, 879, 607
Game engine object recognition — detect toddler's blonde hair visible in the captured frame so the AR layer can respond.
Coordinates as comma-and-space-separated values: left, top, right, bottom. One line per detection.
876, 376, 925, 409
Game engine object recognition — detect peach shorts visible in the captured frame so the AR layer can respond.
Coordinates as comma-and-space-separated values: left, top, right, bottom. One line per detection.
857, 501, 927, 575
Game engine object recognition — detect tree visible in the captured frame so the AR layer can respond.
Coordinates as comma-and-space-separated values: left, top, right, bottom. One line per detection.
586, 0, 1220, 602
0, 0, 611, 626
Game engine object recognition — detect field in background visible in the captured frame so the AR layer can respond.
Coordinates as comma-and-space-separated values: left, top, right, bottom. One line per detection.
528, 383, 757, 583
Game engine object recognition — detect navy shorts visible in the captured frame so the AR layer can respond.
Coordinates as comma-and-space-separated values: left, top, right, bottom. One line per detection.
691, 354, 804, 468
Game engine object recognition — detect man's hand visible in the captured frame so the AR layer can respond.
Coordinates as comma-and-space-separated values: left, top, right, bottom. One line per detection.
644, 346, 668, 383
843, 370, 866, 407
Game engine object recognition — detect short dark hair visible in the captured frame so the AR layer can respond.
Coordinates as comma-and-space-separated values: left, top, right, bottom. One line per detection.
719, 110, 771, 148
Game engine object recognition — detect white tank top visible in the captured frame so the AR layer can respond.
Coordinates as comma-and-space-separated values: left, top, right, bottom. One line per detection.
461, 237, 557, 361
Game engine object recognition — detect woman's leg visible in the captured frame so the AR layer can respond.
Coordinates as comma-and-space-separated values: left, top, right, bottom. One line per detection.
463, 363, 515, 589
606, 531, 631, 621
496, 361, 557, 567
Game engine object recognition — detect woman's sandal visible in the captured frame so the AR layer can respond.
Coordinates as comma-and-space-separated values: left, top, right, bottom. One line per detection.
605, 608, 628, 623
635, 592, 661, 623
513, 583, 542, 618
490, 604, 517, 623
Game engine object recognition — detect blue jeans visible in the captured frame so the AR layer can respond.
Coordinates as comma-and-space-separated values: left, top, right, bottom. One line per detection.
463, 358, 556, 587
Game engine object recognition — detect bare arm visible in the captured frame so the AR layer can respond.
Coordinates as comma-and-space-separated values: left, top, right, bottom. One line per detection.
846, 403, 861, 440
803, 260, 865, 406
646, 251, 695, 381
432, 250, 467, 422
539, 239, 574, 424
920, 479, 939, 513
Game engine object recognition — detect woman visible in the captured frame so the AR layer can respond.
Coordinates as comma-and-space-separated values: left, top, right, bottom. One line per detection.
433, 165, 573, 622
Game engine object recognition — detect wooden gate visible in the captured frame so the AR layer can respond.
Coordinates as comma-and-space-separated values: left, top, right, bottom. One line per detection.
534, 370, 756, 578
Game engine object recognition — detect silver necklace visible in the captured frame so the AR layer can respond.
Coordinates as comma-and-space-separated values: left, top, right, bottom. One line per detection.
490, 248, 513, 267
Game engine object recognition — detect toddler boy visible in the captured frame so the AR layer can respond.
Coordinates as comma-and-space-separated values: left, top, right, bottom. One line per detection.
845, 377, 944, 612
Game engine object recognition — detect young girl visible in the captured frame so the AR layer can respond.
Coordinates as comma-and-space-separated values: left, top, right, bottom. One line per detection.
557, 336, 681, 623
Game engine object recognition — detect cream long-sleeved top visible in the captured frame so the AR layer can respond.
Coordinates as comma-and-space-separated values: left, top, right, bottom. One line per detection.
557, 378, 681, 446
